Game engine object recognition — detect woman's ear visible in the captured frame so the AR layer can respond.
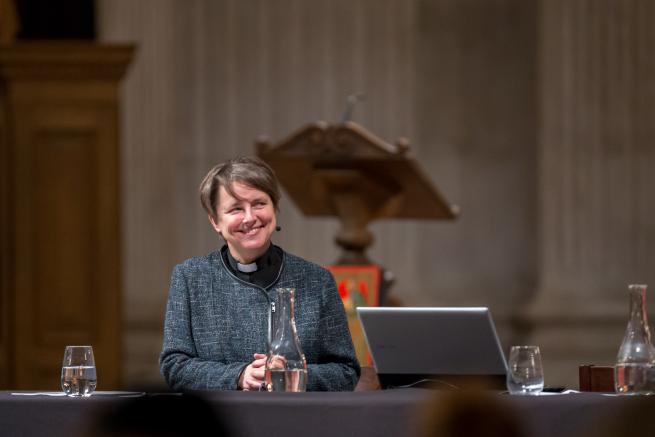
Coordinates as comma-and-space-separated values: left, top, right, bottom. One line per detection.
208, 214, 221, 235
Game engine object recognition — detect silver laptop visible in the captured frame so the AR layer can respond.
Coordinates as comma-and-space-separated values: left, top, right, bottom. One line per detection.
357, 307, 508, 389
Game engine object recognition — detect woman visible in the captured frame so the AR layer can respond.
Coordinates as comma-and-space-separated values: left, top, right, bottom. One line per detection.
160, 156, 360, 391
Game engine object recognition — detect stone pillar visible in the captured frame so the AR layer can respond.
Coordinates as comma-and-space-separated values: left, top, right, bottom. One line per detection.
530, 0, 655, 388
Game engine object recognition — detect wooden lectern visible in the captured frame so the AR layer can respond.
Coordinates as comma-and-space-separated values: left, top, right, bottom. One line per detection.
256, 121, 458, 265
257, 121, 458, 365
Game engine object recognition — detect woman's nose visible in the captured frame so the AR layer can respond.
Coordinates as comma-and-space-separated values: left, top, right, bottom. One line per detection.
242, 207, 255, 224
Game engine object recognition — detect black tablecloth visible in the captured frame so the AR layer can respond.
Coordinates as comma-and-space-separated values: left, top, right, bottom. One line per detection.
2, 389, 655, 437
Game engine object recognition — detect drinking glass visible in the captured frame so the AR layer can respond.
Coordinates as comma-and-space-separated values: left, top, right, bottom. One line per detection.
506, 345, 544, 395
61, 345, 97, 397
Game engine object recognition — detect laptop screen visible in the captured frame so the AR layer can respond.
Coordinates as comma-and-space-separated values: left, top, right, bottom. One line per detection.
356, 307, 508, 389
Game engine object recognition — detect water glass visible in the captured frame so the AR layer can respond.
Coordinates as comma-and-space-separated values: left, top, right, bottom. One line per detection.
506, 345, 544, 395
61, 345, 97, 397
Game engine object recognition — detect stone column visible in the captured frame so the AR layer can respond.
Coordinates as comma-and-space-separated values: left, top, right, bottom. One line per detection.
530, 0, 655, 387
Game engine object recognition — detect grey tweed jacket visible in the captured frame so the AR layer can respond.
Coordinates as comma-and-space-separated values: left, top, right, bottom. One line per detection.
159, 248, 360, 391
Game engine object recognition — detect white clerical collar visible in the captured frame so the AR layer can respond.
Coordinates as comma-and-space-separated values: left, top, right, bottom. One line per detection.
236, 262, 258, 273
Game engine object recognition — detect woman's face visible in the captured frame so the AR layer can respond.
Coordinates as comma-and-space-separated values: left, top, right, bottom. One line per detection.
210, 181, 277, 263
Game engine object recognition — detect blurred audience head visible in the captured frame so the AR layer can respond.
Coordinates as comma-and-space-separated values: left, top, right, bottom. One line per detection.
588, 397, 655, 437
82, 392, 229, 437
418, 390, 525, 437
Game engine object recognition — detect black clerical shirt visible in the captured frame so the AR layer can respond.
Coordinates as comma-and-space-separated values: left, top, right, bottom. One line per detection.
221, 244, 283, 289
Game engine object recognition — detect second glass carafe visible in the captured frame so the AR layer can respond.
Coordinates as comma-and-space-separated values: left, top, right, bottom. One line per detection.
615, 284, 655, 395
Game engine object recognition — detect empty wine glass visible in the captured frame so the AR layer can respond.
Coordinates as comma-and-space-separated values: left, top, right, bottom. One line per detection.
61, 345, 97, 397
506, 345, 544, 395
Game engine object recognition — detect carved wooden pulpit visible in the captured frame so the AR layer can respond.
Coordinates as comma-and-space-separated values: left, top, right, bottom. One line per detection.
257, 121, 458, 365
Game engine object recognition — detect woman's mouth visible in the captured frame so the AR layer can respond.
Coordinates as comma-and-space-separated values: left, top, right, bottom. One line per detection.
241, 226, 263, 236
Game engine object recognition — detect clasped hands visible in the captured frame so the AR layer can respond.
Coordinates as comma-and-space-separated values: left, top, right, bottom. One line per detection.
239, 353, 267, 391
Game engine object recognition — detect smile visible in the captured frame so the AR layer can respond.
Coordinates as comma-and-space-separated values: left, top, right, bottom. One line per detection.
241, 226, 263, 235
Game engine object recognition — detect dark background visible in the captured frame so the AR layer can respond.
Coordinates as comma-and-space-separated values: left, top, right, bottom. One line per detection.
15, 0, 95, 39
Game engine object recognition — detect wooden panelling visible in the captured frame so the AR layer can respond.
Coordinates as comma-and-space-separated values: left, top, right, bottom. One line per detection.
0, 43, 132, 389
0, 68, 10, 388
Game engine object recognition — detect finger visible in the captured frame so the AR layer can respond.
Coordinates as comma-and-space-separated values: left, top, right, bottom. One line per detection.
246, 378, 263, 390
252, 355, 268, 366
248, 369, 265, 383
253, 353, 267, 360
251, 359, 267, 368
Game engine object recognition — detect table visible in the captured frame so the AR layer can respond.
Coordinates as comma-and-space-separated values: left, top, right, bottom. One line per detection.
1, 389, 655, 437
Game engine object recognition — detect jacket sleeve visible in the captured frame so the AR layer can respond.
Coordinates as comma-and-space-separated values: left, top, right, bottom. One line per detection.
306, 270, 361, 391
159, 264, 246, 391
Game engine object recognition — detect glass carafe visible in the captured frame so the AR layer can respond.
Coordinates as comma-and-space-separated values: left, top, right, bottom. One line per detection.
265, 288, 307, 392
615, 284, 655, 394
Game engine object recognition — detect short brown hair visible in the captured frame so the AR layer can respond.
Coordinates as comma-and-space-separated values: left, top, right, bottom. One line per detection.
199, 156, 280, 221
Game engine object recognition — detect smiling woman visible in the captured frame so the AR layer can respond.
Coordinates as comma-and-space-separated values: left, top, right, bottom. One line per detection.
208, 182, 277, 264
159, 156, 360, 392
